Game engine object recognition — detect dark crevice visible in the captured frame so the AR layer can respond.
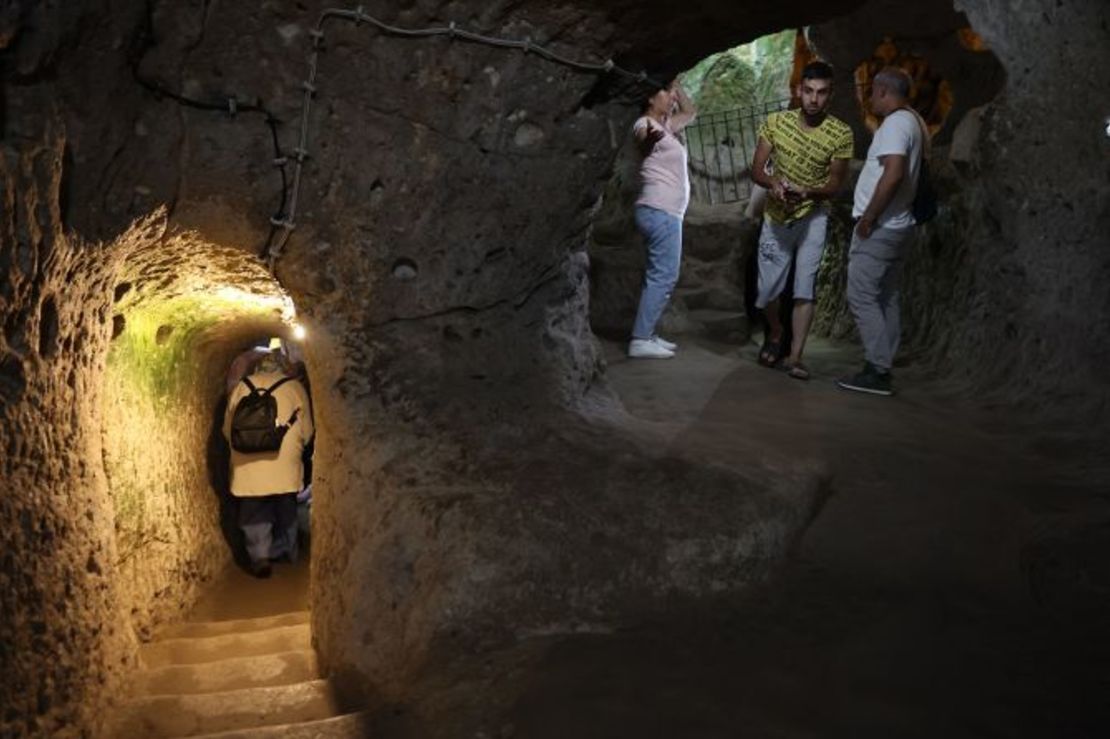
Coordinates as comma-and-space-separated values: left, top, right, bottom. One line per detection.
37, 295, 58, 358
57, 144, 75, 231
0, 353, 26, 406
367, 260, 562, 328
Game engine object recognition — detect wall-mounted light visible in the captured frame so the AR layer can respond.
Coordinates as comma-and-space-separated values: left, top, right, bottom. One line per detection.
292, 323, 307, 341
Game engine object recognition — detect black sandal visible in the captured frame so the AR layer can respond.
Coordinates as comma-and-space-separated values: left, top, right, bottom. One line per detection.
758, 338, 783, 368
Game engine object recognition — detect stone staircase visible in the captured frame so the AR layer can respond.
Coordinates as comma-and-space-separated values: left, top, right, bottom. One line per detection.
112, 610, 368, 737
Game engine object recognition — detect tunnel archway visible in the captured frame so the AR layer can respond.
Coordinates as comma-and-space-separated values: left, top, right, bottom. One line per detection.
99, 217, 316, 640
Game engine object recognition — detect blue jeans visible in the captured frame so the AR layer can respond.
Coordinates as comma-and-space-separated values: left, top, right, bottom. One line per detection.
631, 205, 683, 340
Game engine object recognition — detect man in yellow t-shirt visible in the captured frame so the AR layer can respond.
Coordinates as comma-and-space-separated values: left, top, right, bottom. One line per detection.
750, 61, 854, 379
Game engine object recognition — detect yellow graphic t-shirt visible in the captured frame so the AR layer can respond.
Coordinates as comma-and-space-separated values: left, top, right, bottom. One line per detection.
758, 110, 854, 224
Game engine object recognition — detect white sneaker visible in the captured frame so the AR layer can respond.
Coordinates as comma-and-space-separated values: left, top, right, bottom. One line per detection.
628, 338, 675, 359
652, 335, 677, 352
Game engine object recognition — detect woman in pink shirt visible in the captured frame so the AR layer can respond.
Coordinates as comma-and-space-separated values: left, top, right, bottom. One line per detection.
628, 81, 697, 359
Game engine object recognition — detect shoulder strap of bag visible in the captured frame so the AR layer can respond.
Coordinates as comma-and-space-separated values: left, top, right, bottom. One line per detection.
241, 377, 258, 393
900, 107, 931, 163
263, 376, 293, 395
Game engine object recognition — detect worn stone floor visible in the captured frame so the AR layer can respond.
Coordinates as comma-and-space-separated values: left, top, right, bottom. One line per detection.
186, 553, 310, 623
481, 336, 1109, 739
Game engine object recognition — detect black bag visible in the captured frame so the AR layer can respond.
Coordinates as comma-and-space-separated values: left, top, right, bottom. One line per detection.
912, 157, 938, 225
909, 110, 938, 225
230, 377, 298, 453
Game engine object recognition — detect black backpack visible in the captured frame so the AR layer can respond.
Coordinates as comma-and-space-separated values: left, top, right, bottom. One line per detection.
230, 377, 299, 453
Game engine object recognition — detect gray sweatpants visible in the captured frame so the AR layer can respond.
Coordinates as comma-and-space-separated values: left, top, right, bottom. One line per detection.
846, 225, 915, 372
238, 493, 299, 565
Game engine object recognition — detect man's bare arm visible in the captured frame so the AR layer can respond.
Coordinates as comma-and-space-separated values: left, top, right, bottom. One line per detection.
751, 138, 787, 200
795, 158, 850, 200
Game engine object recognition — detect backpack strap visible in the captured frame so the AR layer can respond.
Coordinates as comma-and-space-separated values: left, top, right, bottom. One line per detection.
262, 376, 294, 395
240, 376, 293, 396
898, 107, 931, 163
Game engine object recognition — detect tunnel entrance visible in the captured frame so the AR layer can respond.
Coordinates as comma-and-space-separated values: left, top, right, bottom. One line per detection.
586, 27, 809, 348
587, 15, 1005, 356
101, 224, 313, 640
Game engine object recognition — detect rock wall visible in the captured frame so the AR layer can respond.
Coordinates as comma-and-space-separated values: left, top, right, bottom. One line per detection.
947, 0, 1110, 413
0, 129, 137, 737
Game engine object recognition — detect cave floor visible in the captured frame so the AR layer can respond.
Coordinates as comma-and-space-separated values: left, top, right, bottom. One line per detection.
186, 554, 309, 622
400, 336, 1109, 738
183, 337, 1109, 737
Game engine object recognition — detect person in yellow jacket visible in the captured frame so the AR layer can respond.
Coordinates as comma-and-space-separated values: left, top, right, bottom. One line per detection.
223, 350, 314, 578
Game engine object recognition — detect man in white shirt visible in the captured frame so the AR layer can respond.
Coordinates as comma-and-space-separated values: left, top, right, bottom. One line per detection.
838, 67, 925, 396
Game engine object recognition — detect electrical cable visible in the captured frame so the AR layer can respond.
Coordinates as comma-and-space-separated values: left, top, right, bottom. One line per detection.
127, 3, 662, 272
128, 7, 291, 262
262, 6, 664, 269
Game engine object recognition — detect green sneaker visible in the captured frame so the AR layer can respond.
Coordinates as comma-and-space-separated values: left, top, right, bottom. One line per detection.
837, 363, 894, 396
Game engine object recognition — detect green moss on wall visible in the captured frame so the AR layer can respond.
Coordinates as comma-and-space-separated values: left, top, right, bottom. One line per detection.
106, 293, 278, 411
103, 290, 285, 578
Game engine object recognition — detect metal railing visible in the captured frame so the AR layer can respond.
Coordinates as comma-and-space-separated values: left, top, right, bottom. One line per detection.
684, 97, 792, 205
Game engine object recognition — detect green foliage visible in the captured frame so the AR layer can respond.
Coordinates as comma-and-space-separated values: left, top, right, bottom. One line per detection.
683, 29, 798, 112
681, 52, 727, 101
750, 30, 796, 104
697, 55, 757, 114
